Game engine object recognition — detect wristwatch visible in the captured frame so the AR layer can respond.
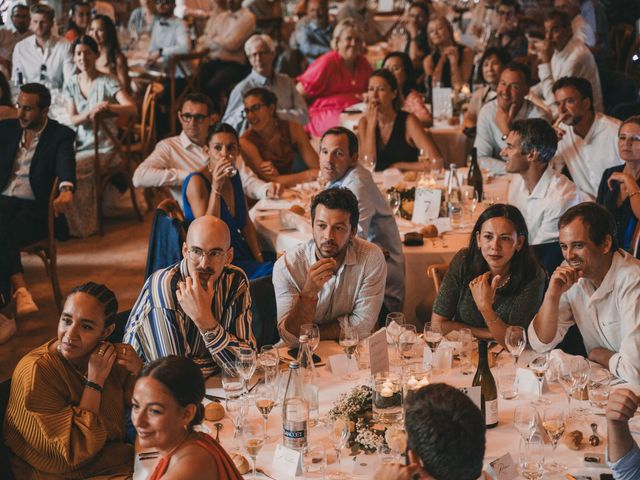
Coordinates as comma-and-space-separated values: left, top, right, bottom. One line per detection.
60, 185, 73, 193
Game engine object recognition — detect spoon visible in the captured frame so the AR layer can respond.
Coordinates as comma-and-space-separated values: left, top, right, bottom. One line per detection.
214, 422, 223, 442
589, 423, 600, 446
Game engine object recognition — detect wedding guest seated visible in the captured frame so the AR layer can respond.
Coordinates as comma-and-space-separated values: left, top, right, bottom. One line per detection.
487, 0, 528, 60
554, 0, 596, 48
87, 15, 131, 94
64, 35, 136, 238
132, 93, 277, 207
64, 1, 91, 42
295, 0, 333, 64
0, 83, 75, 334
273, 187, 386, 346
552, 76, 622, 198
375, 384, 485, 480
182, 123, 274, 279
432, 204, 546, 347
128, 0, 156, 37
402, 2, 431, 69
597, 116, 640, 258
321, 127, 405, 317
240, 88, 318, 186
382, 51, 432, 126
422, 16, 473, 91
530, 10, 603, 113
3, 282, 141, 479
504, 118, 587, 272
132, 356, 244, 479
296, 18, 372, 137
357, 69, 441, 171
475, 63, 550, 174
0, 4, 31, 78
606, 388, 640, 479
463, 47, 511, 132
12, 4, 74, 89
125, 215, 256, 377
336, 0, 382, 45
147, 0, 190, 75
222, 34, 309, 133
528, 203, 640, 384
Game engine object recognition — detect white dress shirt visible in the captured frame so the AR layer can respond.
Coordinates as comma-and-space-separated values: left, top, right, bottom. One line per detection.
198, 8, 256, 64
475, 99, 550, 175
532, 36, 603, 113
552, 113, 622, 198
11, 35, 74, 89
2, 119, 47, 200
149, 15, 190, 76
528, 250, 640, 385
0, 25, 32, 77
273, 237, 387, 346
507, 167, 587, 245
132, 131, 272, 207
572, 14, 596, 48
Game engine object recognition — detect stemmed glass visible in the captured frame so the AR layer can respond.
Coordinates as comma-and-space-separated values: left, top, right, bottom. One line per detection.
387, 190, 401, 218
569, 357, 590, 416
226, 395, 249, 448
423, 321, 443, 358
528, 352, 550, 405
258, 345, 279, 384
519, 433, 545, 480
385, 312, 405, 360
542, 406, 567, 472
328, 416, 350, 480
339, 327, 359, 380
253, 384, 276, 442
418, 148, 430, 170
300, 323, 320, 353
398, 325, 418, 362
505, 326, 526, 367
241, 419, 265, 480
235, 348, 257, 395
361, 154, 376, 173
462, 188, 479, 224
513, 403, 537, 443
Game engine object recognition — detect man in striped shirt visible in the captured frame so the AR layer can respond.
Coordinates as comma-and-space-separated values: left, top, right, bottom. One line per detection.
124, 216, 255, 377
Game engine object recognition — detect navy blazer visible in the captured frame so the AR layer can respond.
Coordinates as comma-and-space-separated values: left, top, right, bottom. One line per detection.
0, 118, 76, 212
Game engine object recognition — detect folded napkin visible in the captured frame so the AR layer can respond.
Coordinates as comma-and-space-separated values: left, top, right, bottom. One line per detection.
253, 198, 295, 211
279, 210, 312, 234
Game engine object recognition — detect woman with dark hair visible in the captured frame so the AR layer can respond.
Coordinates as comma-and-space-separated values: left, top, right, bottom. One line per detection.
240, 87, 319, 186
597, 115, 640, 257
382, 51, 432, 126
88, 14, 131, 94
0, 71, 16, 120
432, 204, 546, 346
64, 1, 92, 42
133, 356, 243, 479
422, 16, 473, 90
358, 69, 441, 171
182, 123, 274, 279
3, 282, 142, 479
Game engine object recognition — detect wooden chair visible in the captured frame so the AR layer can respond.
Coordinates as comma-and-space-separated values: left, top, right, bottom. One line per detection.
609, 23, 635, 73
93, 112, 144, 236
256, 16, 284, 44
426, 263, 449, 294
130, 82, 164, 163
167, 49, 209, 136
21, 178, 63, 314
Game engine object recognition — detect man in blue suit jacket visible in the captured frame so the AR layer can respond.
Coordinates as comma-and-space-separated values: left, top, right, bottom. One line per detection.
0, 83, 76, 342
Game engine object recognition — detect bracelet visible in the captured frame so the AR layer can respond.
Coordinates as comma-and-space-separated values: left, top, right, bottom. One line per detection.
85, 380, 103, 393
629, 190, 640, 199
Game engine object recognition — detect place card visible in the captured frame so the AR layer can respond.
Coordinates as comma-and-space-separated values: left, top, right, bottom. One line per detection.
516, 367, 548, 395
422, 346, 433, 368
488, 453, 518, 480
271, 444, 302, 479
328, 354, 357, 377
368, 329, 390, 375
412, 187, 441, 225
458, 386, 481, 410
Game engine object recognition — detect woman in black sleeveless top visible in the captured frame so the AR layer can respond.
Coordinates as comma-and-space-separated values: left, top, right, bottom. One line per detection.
423, 16, 473, 90
357, 69, 442, 171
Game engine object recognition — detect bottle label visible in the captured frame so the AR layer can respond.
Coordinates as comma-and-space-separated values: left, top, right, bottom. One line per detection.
283, 420, 308, 449
485, 399, 499, 425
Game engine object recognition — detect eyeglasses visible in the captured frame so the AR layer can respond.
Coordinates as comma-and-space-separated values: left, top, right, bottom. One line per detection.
187, 246, 229, 262
243, 103, 266, 116
180, 112, 207, 123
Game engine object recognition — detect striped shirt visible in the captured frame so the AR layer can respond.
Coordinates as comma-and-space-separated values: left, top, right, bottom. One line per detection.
124, 260, 255, 378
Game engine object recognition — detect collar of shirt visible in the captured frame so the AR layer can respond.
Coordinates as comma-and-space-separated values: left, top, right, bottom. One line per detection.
31, 35, 55, 52
304, 238, 358, 273
20, 117, 48, 150
248, 70, 271, 86
158, 16, 177, 26
328, 168, 355, 188
179, 130, 207, 154
308, 20, 332, 33
527, 165, 555, 199
577, 250, 626, 303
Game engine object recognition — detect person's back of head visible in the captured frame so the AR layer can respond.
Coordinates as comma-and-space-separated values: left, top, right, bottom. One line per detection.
405, 383, 486, 480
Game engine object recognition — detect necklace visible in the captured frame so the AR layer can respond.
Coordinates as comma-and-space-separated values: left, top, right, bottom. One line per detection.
56, 344, 89, 381
496, 273, 511, 289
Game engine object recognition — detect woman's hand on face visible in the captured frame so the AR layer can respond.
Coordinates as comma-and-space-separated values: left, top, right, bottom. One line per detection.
365, 98, 379, 122
114, 343, 143, 376
469, 272, 500, 313
444, 45, 458, 64
209, 157, 233, 192
87, 342, 116, 386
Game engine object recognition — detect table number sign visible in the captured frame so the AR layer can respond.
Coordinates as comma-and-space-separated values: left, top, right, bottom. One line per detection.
412, 187, 441, 225
368, 329, 390, 375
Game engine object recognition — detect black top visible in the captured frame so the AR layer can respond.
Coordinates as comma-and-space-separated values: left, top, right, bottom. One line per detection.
429, 44, 466, 88
597, 165, 638, 253
374, 110, 419, 171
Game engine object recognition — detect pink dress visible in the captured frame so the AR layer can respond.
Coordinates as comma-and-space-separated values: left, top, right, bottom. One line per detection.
297, 50, 372, 137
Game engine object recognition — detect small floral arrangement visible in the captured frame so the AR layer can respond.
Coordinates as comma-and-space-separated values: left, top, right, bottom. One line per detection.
329, 385, 385, 454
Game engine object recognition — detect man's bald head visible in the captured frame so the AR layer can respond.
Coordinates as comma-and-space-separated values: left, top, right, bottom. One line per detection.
183, 216, 233, 286
187, 216, 231, 248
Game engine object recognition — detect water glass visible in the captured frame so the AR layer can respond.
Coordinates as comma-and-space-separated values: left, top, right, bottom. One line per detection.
258, 345, 279, 384
497, 362, 518, 400
398, 324, 417, 362
221, 368, 245, 398
519, 434, 544, 480
587, 367, 611, 410
435, 345, 453, 369
458, 328, 474, 375
303, 444, 327, 478
356, 338, 370, 370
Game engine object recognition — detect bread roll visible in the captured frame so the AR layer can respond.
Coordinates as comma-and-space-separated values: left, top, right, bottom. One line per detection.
204, 402, 225, 422
289, 204, 305, 216
420, 224, 439, 238
231, 453, 251, 474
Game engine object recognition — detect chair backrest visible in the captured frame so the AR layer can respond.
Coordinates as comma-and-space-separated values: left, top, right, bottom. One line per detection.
256, 16, 284, 44
139, 82, 164, 159
609, 23, 635, 72
144, 199, 187, 279
249, 275, 280, 349
427, 263, 449, 294
47, 177, 59, 257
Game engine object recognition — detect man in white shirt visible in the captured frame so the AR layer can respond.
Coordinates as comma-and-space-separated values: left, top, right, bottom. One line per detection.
554, 0, 596, 48
147, 0, 191, 71
531, 10, 603, 113
222, 34, 309, 133
503, 118, 586, 272
0, 4, 31, 78
475, 62, 550, 174
551, 76, 622, 198
273, 187, 386, 346
133, 93, 277, 207
528, 203, 640, 384
11, 4, 74, 90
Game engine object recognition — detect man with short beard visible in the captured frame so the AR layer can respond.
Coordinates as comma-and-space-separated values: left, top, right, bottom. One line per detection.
273, 187, 386, 346
0, 4, 31, 76
124, 216, 256, 377
528, 203, 640, 385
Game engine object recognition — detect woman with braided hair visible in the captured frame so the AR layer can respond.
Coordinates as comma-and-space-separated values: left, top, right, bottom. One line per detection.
3, 282, 142, 479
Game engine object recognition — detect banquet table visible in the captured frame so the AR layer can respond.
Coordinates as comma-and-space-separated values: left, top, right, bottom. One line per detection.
133, 341, 636, 479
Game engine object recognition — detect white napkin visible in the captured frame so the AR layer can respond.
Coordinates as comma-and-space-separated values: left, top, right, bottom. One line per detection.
253, 198, 295, 210
279, 210, 312, 234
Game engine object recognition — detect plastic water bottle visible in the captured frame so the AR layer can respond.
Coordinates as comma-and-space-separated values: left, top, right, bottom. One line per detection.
282, 361, 309, 450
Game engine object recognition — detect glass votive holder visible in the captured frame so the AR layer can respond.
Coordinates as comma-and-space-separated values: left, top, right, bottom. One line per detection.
403, 365, 431, 400
372, 371, 403, 425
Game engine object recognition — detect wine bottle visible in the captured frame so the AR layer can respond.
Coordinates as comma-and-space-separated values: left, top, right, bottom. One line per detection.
472, 340, 498, 428
467, 147, 483, 200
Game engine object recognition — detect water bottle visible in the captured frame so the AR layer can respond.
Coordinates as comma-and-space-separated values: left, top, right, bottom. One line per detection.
282, 361, 309, 450
447, 164, 463, 224
297, 335, 319, 426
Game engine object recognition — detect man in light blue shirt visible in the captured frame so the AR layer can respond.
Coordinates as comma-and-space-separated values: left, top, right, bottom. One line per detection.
222, 34, 309, 133
294, 0, 333, 64
321, 127, 405, 316
148, 0, 191, 77
606, 388, 640, 479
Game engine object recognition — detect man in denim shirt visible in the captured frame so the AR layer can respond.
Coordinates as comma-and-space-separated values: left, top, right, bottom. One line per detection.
606, 388, 640, 479
295, 0, 333, 64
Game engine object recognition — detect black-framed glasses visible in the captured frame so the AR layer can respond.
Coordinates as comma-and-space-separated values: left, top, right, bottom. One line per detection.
187, 246, 229, 262
243, 103, 266, 116
180, 112, 207, 123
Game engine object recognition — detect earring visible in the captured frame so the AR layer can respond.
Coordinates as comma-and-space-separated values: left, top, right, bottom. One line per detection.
56, 343, 62, 353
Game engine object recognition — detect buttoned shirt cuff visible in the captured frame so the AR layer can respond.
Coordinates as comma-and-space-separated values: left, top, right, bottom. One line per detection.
59, 181, 74, 191
609, 352, 622, 379
200, 324, 230, 355
527, 319, 556, 352
607, 442, 640, 475
537, 62, 551, 81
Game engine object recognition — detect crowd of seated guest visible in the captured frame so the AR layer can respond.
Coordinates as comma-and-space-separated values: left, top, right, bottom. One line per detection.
382, 51, 432, 126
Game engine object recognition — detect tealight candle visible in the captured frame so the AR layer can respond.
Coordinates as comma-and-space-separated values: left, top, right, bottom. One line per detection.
381, 386, 394, 397
418, 377, 430, 387
406, 376, 419, 389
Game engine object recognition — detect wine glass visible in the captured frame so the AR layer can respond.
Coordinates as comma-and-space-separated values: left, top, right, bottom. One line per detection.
557, 361, 576, 416
519, 433, 545, 480
418, 148, 430, 171
398, 324, 417, 362
528, 353, 550, 405
462, 188, 479, 223
328, 416, 350, 480
253, 384, 276, 442
387, 190, 401, 218
235, 348, 257, 394
587, 367, 611, 411
542, 406, 567, 472
258, 345, 279, 384
241, 419, 265, 480
423, 321, 443, 356
430, 157, 443, 179
385, 425, 408, 462
569, 357, 590, 416
300, 323, 320, 352
361, 154, 376, 173
339, 327, 359, 380
513, 403, 537, 442
226, 396, 249, 447
385, 312, 405, 360
505, 326, 526, 367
